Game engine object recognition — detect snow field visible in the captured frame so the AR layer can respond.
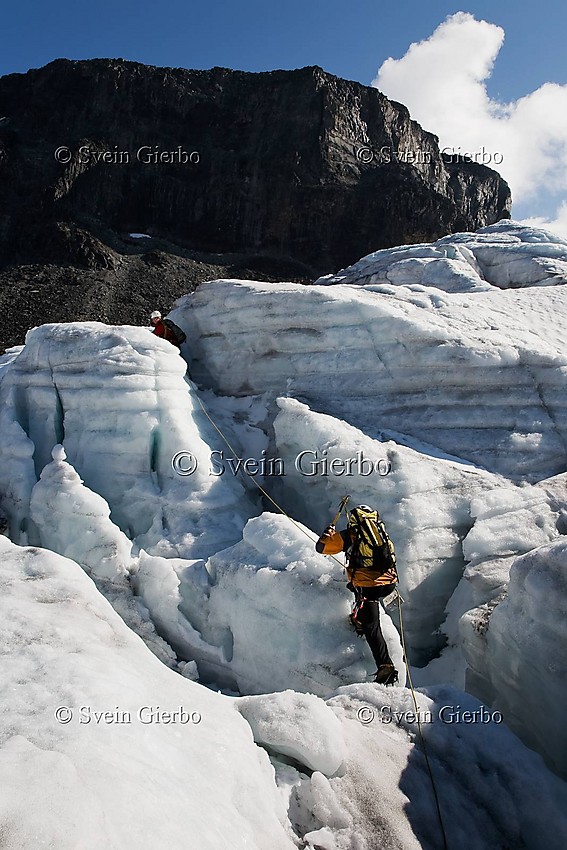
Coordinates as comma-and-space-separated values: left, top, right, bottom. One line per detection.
0, 536, 295, 850
3, 536, 567, 850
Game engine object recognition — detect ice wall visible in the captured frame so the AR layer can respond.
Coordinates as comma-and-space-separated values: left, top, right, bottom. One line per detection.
172, 271, 567, 482
0, 323, 410, 698
459, 485, 561, 605
462, 537, 567, 778
268, 397, 563, 664
137, 512, 405, 694
0, 323, 254, 557
429, 481, 562, 689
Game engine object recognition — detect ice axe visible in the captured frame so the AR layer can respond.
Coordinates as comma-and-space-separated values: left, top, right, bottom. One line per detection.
330, 494, 350, 527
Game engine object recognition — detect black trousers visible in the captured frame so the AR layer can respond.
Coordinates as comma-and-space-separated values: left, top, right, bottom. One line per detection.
355, 584, 396, 668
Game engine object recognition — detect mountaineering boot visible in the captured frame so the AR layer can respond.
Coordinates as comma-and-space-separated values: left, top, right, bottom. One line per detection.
374, 664, 398, 685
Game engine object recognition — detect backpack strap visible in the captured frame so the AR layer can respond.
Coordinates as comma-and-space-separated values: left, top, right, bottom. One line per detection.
347, 512, 363, 577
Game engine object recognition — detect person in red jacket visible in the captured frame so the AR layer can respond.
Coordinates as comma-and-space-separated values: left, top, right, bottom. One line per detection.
316, 505, 399, 685
150, 310, 180, 347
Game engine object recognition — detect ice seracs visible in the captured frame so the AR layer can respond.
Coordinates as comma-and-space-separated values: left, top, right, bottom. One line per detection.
0, 322, 255, 555
0, 322, 401, 694
269, 398, 562, 666
462, 536, 567, 779
138, 512, 406, 695
1, 221, 567, 846
316, 219, 567, 291
30, 444, 133, 584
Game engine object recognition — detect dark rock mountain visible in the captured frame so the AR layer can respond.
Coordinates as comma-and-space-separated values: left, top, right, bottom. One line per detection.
0, 58, 511, 350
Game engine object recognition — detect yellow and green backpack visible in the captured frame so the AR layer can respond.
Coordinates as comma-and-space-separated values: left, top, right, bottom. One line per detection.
347, 505, 397, 577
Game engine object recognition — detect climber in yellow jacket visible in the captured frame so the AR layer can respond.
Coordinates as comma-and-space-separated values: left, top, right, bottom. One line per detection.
316, 505, 399, 685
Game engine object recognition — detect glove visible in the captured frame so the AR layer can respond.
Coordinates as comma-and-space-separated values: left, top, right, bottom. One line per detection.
346, 581, 354, 592
323, 524, 335, 535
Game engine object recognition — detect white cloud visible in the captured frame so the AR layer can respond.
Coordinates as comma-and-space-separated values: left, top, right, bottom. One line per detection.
520, 202, 567, 243
372, 12, 567, 238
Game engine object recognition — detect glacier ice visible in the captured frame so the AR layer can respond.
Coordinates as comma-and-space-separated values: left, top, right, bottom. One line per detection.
316, 219, 567, 291
269, 397, 561, 664
173, 268, 567, 483
0, 322, 255, 554
320, 682, 567, 850
190, 512, 405, 694
3, 536, 567, 850
0, 536, 295, 850
30, 444, 133, 583
236, 690, 346, 776
0, 323, 405, 696
2, 221, 567, 845
462, 536, 567, 779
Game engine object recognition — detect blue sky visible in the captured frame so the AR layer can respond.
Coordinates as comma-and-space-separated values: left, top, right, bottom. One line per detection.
3, 1, 566, 100
3, 1, 567, 233
0, 0, 567, 99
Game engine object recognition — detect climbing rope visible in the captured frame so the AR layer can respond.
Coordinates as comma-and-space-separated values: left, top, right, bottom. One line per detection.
193, 390, 349, 571
398, 595, 449, 850
194, 387, 449, 849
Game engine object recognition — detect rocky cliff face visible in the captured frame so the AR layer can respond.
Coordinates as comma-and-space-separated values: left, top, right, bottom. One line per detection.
0, 59, 510, 275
